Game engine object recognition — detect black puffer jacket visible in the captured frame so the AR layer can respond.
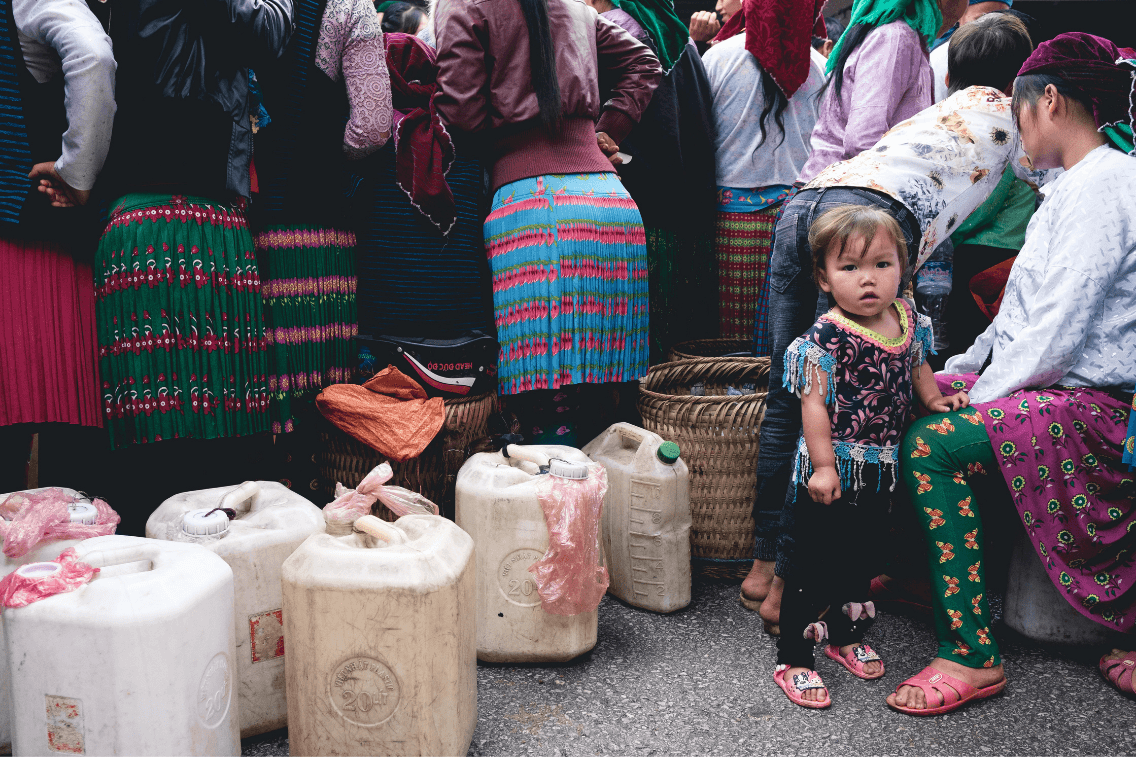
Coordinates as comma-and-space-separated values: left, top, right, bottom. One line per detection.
103, 0, 293, 201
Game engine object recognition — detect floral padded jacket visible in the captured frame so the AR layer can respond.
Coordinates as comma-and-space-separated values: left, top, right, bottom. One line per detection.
805, 85, 1052, 272
784, 299, 934, 495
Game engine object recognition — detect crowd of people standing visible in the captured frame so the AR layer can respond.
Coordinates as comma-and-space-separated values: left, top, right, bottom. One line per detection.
0, 0, 1133, 714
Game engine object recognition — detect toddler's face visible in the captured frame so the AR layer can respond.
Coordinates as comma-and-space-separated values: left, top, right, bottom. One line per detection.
818, 228, 902, 320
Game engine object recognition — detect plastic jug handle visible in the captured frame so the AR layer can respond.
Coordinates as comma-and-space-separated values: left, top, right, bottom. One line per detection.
354, 515, 408, 545
80, 543, 160, 570
503, 444, 551, 468
219, 481, 260, 514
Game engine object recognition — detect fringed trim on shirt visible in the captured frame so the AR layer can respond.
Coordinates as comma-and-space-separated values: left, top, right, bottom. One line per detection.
784, 337, 837, 406
791, 436, 899, 499
912, 311, 936, 367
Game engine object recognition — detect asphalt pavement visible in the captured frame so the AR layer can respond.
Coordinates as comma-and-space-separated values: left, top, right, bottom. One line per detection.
242, 570, 1133, 756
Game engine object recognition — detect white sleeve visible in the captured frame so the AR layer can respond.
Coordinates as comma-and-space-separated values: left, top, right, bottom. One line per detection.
968, 267, 1108, 403
13, 0, 116, 192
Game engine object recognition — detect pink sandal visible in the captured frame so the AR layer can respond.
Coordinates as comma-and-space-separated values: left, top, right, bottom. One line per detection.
1099, 651, 1136, 698
824, 643, 885, 680
774, 665, 832, 709
887, 666, 1006, 716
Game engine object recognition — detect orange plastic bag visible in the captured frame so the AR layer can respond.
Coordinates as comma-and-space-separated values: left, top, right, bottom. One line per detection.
316, 366, 444, 461
529, 463, 609, 616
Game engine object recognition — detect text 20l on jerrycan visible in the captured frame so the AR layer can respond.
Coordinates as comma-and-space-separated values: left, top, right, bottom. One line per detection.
146, 481, 324, 738
282, 514, 476, 757
0, 488, 102, 754
4, 535, 239, 756
455, 445, 598, 662
583, 424, 691, 612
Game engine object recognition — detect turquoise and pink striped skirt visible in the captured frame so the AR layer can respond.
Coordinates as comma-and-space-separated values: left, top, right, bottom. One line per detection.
485, 173, 650, 395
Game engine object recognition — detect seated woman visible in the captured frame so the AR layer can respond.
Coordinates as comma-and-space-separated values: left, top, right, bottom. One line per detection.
891, 33, 1136, 714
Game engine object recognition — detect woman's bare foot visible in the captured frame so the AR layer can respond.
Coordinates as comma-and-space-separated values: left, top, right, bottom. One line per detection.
785, 666, 828, 702
887, 657, 1005, 710
1102, 648, 1131, 663
839, 643, 883, 677
741, 560, 774, 604
760, 576, 784, 630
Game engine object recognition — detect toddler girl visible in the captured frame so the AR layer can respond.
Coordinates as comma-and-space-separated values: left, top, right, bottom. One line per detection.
773, 205, 969, 708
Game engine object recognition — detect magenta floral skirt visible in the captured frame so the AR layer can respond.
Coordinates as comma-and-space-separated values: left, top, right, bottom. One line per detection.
939, 373, 1135, 631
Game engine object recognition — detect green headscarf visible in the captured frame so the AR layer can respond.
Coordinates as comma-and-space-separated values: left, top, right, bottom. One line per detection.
609, 0, 689, 71
826, 0, 943, 74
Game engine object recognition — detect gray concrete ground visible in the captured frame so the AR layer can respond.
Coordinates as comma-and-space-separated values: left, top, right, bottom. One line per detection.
242, 572, 1134, 757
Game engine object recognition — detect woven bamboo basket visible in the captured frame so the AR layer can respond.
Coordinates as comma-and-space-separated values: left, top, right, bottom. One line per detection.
316, 392, 496, 520
669, 338, 754, 362
638, 357, 770, 561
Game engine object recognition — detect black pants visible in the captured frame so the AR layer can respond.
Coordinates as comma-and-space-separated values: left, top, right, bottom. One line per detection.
776, 480, 889, 669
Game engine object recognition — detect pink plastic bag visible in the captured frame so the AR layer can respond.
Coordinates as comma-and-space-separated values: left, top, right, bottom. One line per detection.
324, 462, 439, 521
0, 488, 119, 559
0, 548, 98, 608
529, 463, 609, 616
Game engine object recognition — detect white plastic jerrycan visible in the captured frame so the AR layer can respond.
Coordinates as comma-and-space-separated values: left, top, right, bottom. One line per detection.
145, 481, 324, 738
582, 424, 691, 612
4, 534, 238, 756
455, 444, 599, 662
282, 514, 476, 757
0, 488, 102, 754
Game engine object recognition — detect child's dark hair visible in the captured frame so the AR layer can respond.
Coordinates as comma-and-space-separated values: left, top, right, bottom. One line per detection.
808, 206, 907, 287
947, 13, 1033, 97
381, 2, 426, 33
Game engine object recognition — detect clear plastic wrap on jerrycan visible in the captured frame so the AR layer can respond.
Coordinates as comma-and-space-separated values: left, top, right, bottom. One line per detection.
583, 424, 692, 612
0, 488, 103, 754
145, 480, 325, 738
282, 514, 476, 757
3, 534, 239, 756
455, 445, 599, 662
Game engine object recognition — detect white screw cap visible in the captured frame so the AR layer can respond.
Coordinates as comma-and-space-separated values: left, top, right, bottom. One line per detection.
182, 508, 231, 536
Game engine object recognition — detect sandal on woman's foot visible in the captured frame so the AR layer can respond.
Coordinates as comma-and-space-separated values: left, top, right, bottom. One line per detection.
739, 590, 763, 612
825, 643, 885, 680
774, 665, 831, 709
1099, 651, 1136, 698
887, 666, 1006, 716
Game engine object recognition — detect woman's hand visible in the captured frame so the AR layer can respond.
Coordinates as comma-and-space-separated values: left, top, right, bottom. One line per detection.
29, 162, 89, 208
925, 391, 971, 414
808, 466, 842, 505
596, 132, 623, 166
688, 11, 720, 43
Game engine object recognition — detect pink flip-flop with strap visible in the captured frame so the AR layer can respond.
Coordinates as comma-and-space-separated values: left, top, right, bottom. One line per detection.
825, 643, 885, 680
774, 665, 832, 709
1099, 651, 1136, 698
887, 666, 1006, 716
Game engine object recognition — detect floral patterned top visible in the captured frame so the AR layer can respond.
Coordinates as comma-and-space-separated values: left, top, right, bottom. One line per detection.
785, 299, 934, 493
805, 86, 1053, 272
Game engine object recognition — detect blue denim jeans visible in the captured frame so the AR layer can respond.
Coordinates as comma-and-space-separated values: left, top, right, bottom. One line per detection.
752, 187, 921, 578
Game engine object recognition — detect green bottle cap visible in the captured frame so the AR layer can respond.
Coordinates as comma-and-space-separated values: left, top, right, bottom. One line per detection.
657, 441, 681, 465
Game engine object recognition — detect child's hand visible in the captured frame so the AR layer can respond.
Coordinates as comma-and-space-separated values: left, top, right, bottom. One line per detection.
807, 466, 842, 505
925, 391, 970, 414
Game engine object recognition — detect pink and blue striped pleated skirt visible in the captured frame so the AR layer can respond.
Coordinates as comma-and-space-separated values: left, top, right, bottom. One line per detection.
484, 173, 650, 395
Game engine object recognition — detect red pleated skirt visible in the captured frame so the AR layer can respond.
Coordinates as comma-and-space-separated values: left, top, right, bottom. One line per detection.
0, 234, 101, 427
